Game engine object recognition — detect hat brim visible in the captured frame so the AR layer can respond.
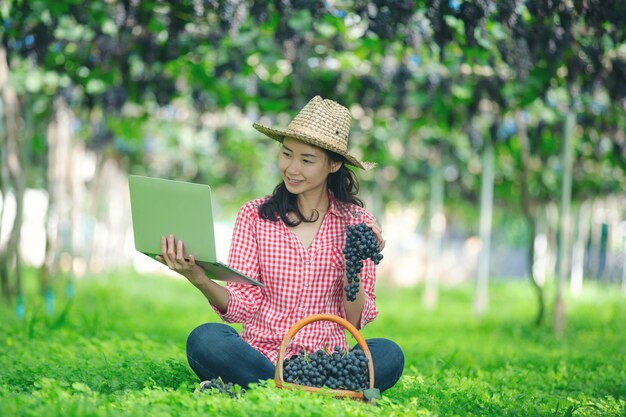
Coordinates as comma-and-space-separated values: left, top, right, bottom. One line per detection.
253, 123, 376, 171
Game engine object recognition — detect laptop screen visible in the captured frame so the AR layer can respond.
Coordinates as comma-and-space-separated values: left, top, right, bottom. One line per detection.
128, 175, 218, 263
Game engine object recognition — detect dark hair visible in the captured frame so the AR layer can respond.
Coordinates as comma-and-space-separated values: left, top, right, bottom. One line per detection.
258, 149, 364, 226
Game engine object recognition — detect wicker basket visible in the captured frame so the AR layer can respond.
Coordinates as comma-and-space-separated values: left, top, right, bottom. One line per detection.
274, 314, 377, 402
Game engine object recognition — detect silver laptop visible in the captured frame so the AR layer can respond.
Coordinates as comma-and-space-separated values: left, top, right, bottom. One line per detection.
128, 175, 263, 287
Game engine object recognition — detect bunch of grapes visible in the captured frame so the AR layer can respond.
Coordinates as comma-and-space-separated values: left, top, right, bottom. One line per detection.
197, 377, 244, 398
283, 346, 370, 391
343, 223, 384, 302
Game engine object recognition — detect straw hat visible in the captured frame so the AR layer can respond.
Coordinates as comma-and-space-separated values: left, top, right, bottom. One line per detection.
253, 96, 376, 170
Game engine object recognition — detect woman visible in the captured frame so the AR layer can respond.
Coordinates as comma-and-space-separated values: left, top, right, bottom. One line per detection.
158, 96, 404, 392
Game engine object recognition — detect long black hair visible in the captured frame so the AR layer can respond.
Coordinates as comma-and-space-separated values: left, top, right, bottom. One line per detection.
258, 149, 364, 227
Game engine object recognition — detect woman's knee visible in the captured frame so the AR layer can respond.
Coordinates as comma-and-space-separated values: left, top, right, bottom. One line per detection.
367, 338, 404, 357
367, 338, 405, 383
186, 322, 234, 353
385, 339, 404, 365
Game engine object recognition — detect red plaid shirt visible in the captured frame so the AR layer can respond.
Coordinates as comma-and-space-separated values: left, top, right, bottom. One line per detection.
212, 193, 379, 363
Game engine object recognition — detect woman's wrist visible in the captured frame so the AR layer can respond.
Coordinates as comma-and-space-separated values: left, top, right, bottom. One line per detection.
343, 280, 365, 328
186, 268, 208, 287
191, 273, 230, 313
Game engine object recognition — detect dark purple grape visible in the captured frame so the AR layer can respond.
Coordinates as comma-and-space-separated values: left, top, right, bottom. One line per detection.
283, 347, 370, 390
343, 223, 383, 302
198, 377, 244, 398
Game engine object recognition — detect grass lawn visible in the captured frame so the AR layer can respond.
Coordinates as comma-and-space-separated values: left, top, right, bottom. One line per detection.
1, 269, 625, 416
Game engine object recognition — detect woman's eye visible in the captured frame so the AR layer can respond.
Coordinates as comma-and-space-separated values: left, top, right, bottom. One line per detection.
282, 152, 291, 157
303, 160, 313, 164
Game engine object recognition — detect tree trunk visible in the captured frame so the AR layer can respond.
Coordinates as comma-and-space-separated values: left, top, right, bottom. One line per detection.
621, 197, 626, 293
553, 104, 576, 337
423, 157, 445, 310
622, 233, 626, 294
474, 138, 495, 317
586, 199, 600, 280
570, 201, 590, 295
529, 217, 546, 325
0, 45, 25, 302
0, 45, 7, 300
40, 97, 73, 294
516, 110, 545, 326
84, 150, 106, 275
0, 113, 7, 300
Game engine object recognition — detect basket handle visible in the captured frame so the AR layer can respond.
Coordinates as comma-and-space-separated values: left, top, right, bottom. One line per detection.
274, 314, 374, 390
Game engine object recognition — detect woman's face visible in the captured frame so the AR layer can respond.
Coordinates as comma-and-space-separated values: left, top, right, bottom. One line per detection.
279, 137, 341, 197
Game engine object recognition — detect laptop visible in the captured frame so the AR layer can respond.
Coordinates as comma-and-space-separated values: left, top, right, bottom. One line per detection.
128, 175, 263, 287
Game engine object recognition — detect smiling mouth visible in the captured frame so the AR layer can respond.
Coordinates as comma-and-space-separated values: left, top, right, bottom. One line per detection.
286, 177, 304, 185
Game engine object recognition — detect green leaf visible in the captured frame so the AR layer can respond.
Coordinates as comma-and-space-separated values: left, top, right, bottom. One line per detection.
451, 84, 472, 101
363, 388, 381, 401
287, 10, 312, 32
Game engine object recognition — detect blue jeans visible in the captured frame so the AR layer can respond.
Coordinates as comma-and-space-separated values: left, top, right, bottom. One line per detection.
186, 322, 404, 393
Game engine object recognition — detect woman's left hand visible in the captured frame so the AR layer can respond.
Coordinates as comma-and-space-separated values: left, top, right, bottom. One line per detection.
366, 221, 385, 251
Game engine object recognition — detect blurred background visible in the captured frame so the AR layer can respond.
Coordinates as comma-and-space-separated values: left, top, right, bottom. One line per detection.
1, 0, 625, 333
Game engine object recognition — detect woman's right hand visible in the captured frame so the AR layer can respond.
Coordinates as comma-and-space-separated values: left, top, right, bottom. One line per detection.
157, 234, 230, 313
156, 234, 206, 285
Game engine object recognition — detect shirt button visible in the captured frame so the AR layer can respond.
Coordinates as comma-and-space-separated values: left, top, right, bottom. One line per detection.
305, 260, 311, 265
304, 283, 309, 287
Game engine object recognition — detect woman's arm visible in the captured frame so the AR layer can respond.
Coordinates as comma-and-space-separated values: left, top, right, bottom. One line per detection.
343, 279, 366, 328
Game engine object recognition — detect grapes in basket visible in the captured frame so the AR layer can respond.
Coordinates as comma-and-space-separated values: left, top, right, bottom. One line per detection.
197, 377, 244, 398
283, 346, 370, 391
343, 223, 384, 302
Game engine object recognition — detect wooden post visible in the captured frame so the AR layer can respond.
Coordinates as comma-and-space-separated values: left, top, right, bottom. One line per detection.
474, 138, 494, 316
423, 155, 444, 310
554, 102, 577, 336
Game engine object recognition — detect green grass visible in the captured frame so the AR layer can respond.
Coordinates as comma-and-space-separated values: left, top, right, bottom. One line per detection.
1, 270, 625, 416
